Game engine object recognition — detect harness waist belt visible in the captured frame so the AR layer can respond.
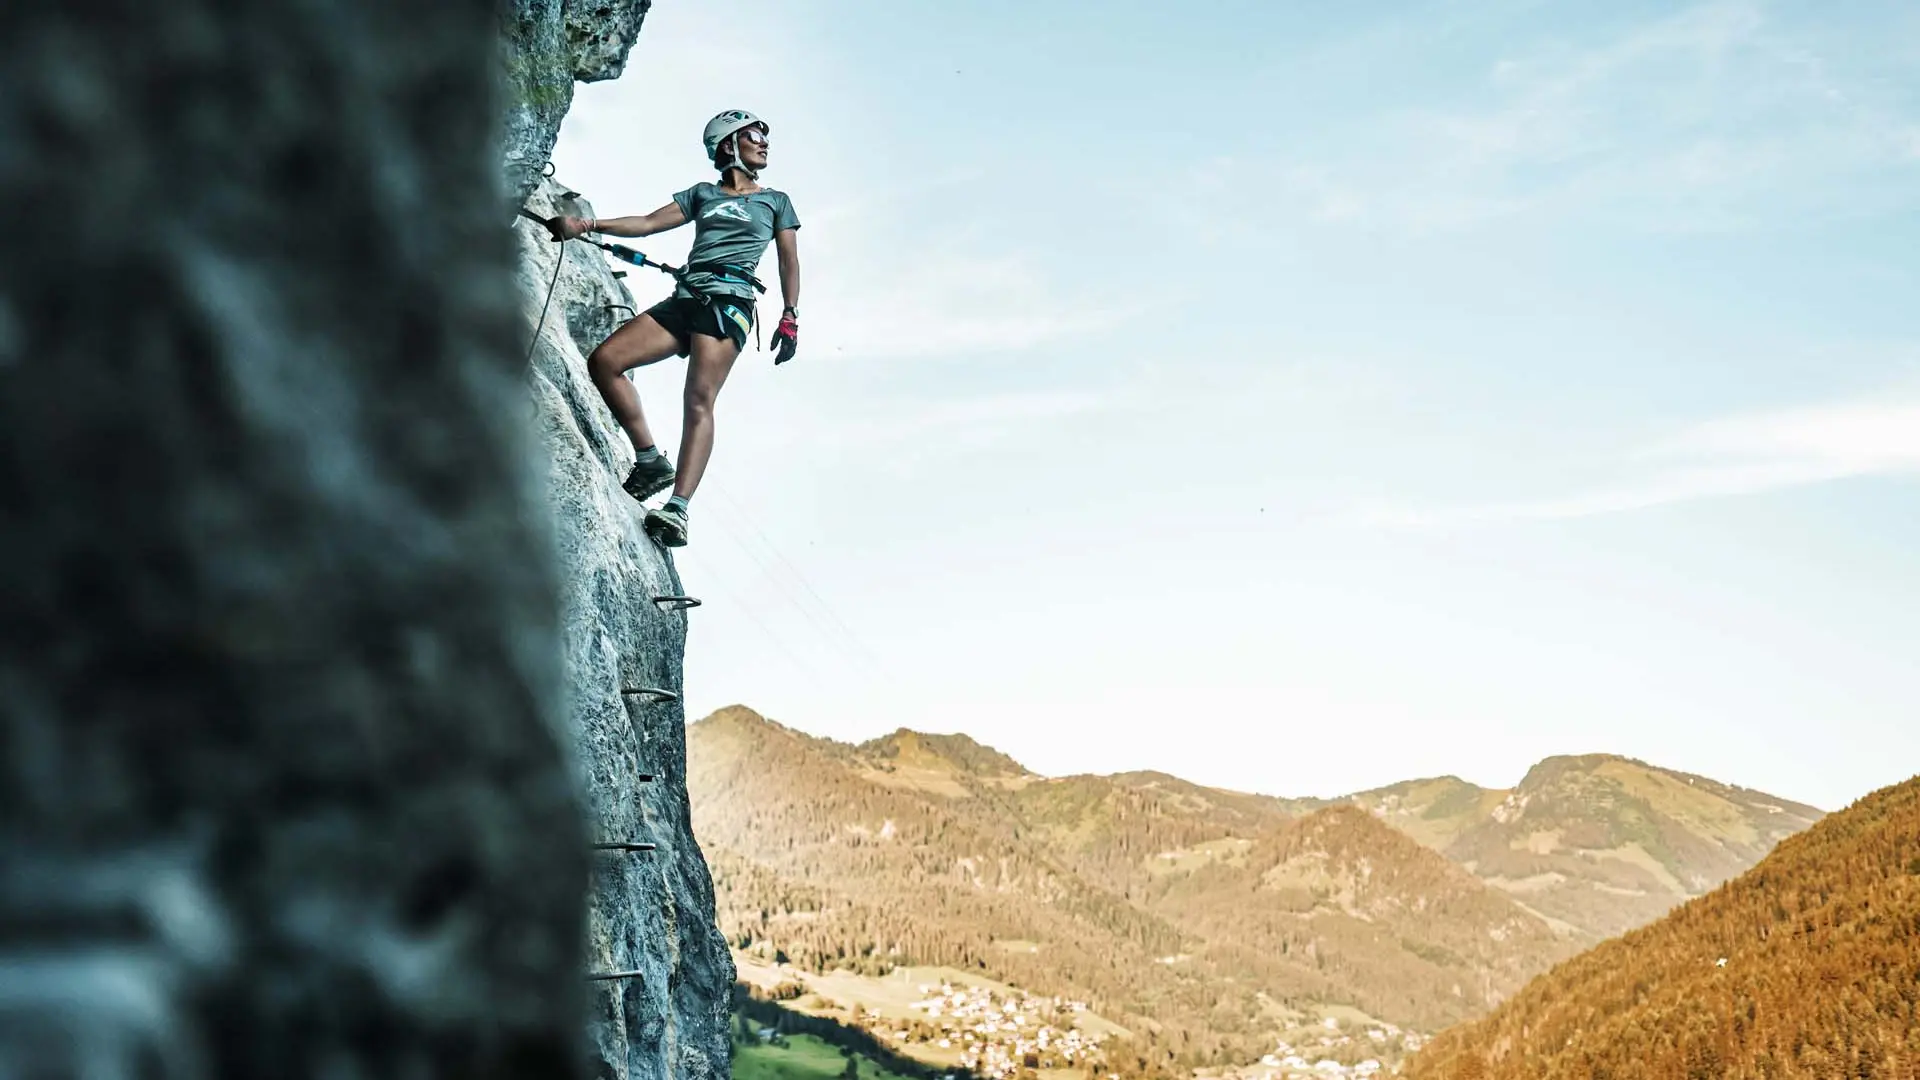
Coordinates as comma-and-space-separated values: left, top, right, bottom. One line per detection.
684, 262, 767, 294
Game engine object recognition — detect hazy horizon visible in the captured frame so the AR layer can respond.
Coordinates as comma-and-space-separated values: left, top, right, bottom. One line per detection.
553, 0, 1919, 813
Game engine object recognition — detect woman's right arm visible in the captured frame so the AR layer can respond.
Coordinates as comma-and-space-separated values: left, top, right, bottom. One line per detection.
558, 201, 686, 239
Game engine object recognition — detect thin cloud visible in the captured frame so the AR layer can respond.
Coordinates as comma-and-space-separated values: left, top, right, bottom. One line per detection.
1275, 2, 1920, 233
1366, 398, 1920, 528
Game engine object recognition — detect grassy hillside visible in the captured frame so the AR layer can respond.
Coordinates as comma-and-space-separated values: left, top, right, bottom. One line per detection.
692, 708, 1577, 1073
1349, 755, 1824, 940
997, 768, 1308, 899
1146, 806, 1576, 1029
689, 707, 1225, 1072
1344, 776, 1509, 853
1405, 775, 1920, 1080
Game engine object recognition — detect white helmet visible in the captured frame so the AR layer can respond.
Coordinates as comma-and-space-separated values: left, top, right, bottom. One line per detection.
702, 109, 767, 178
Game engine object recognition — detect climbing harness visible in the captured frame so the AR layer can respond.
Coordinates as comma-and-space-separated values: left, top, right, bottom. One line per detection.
683, 261, 768, 295
680, 263, 768, 352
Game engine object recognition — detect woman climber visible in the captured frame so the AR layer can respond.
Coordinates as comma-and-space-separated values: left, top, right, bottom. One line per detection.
548, 109, 801, 548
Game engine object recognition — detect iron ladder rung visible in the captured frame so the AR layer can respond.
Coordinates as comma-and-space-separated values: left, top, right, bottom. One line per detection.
621, 686, 679, 703
587, 969, 646, 982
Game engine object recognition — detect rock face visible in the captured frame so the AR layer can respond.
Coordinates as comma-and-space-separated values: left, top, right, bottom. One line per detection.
504, 3, 735, 1075
499, 0, 655, 206
518, 179, 735, 1080
1, 0, 590, 1076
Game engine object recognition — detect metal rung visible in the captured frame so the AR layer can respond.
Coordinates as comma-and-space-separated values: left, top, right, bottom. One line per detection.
611, 270, 628, 278
592, 842, 657, 852
587, 969, 646, 982
604, 303, 636, 317
651, 595, 701, 611
621, 686, 680, 703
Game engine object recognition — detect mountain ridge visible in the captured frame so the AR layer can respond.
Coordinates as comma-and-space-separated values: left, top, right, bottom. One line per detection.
1404, 774, 1920, 1079
681, 708, 1823, 1075
726, 713, 1823, 943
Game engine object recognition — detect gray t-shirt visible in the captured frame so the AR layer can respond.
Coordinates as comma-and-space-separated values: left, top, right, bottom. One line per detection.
670, 182, 800, 301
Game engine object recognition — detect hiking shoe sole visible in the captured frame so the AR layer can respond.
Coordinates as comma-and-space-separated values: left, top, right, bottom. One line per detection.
644, 507, 689, 548
622, 457, 676, 502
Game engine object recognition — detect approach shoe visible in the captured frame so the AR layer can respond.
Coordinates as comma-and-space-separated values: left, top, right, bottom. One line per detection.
644, 503, 689, 548
622, 453, 676, 502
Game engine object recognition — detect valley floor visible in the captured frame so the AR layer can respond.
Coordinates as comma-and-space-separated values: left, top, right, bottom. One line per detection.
736, 955, 1424, 1080
734, 1033, 916, 1080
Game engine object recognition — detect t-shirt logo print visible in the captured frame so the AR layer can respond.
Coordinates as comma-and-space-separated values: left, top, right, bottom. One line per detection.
701, 200, 753, 223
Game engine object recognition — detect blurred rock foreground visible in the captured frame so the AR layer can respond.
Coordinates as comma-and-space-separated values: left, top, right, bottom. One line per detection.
0, 0, 727, 1076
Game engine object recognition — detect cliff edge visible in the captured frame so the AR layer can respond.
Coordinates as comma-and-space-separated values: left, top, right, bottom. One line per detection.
517, 179, 735, 1078
499, 0, 654, 206
498, 2, 735, 1075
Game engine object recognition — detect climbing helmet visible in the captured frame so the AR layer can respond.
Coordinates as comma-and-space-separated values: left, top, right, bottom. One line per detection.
703, 109, 767, 167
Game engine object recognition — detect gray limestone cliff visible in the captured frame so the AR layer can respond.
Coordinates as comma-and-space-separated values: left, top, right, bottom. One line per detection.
499, 0, 655, 206
497, 0, 738, 1072
0, 0, 728, 1073
2, 0, 590, 1076
500, 3, 735, 1076
515, 177, 736, 1080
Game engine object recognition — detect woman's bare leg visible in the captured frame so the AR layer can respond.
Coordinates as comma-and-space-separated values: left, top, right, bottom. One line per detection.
587, 314, 683, 454
672, 332, 743, 499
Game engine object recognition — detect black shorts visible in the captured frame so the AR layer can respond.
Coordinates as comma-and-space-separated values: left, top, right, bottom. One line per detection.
643, 292, 756, 355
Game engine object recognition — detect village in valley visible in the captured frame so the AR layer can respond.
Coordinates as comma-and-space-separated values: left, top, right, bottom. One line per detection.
1202, 1016, 1428, 1080
883, 981, 1106, 1078
733, 949, 1439, 1080
765, 967, 1425, 1080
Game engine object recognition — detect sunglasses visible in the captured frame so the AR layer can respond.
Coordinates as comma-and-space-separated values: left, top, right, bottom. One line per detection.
738, 127, 769, 147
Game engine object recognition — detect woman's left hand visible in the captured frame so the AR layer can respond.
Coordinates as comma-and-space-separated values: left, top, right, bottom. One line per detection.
771, 312, 799, 365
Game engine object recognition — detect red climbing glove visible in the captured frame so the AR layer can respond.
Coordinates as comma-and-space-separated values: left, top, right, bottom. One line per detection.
771, 310, 799, 365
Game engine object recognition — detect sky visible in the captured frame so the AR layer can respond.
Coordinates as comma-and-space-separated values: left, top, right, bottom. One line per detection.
550, 0, 1920, 812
